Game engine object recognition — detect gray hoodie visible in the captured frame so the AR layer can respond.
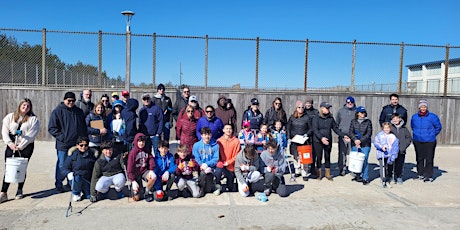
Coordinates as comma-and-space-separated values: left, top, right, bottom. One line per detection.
234, 151, 261, 184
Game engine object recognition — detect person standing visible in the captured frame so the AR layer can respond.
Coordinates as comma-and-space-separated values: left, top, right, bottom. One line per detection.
304, 97, 319, 177
100, 94, 112, 117
121, 98, 139, 153
152, 84, 173, 141
335, 96, 356, 176
379, 93, 408, 126
175, 105, 198, 154
242, 98, 264, 132
75, 89, 94, 117
312, 102, 346, 181
196, 105, 224, 141
1, 98, 40, 202
121, 90, 130, 105
172, 86, 190, 122
410, 99, 442, 182
390, 113, 412, 184
215, 95, 237, 135
48, 92, 87, 193
264, 97, 287, 131
348, 106, 373, 185
138, 93, 164, 154
86, 102, 111, 152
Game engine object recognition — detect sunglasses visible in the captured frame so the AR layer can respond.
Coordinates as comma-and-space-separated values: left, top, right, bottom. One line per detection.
101, 100, 108, 102
67, 99, 75, 103
142, 97, 150, 101
186, 110, 193, 113
190, 100, 197, 103
183, 91, 190, 93
205, 110, 214, 113
79, 144, 88, 147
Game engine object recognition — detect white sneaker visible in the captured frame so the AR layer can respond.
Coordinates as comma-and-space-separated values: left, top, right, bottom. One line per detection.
72, 194, 82, 202
213, 184, 222, 196
0, 192, 7, 203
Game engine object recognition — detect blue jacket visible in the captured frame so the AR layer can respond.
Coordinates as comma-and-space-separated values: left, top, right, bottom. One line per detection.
63, 147, 98, 180
138, 103, 164, 137
48, 103, 87, 151
86, 111, 111, 145
153, 151, 177, 190
192, 139, 219, 169
196, 116, 224, 141
121, 98, 139, 143
410, 111, 442, 142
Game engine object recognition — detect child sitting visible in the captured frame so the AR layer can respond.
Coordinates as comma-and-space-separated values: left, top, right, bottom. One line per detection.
63, 136, 99, 202
127, 133, 156, 202
234, 145, 263, 197
254, 124, 271, 154
90, 140, 126, 202
153, 140, 177, 201
374, 122, 399, 188
175, 144, 200, 198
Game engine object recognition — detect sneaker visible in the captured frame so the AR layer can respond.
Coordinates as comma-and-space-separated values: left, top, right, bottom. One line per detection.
55, 186, 66, 193
144, 193, 154, 202
302, 176, 309, 181
0, 192, 7, 203
417, 175, 425, 180
362, 180, 369, 185
424, 177, 434, 183
340, 169, 346, 176
382, 182, 387, 188
15, 190, 24, 200
72, 194, 82, 202
396, 178, 403, 185
213, 184, 222, 196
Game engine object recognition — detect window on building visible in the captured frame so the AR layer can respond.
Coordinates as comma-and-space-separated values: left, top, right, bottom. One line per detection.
426, 64, 441, 76
426, 79, 440, 93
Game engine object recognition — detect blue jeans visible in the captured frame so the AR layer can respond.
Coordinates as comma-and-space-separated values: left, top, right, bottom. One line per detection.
351, 146, 370, 181
150, 135, 160, 155
71, 175, 91, 199
215, 167, 236, 191
55, 150, 67, 188
162, 122, 171, 141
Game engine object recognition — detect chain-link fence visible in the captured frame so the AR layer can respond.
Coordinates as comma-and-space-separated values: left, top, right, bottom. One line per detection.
1, 28, 459, 95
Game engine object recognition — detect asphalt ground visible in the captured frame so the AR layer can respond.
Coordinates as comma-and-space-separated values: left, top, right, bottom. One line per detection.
0, 141, 459, 230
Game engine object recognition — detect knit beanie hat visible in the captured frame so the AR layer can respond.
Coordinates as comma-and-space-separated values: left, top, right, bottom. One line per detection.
63, 92, 76, 100
418, 99, 428, 108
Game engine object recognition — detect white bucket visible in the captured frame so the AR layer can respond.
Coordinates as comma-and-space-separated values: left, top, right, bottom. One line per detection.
348, 151, 365, 173
4, 157, 29, 183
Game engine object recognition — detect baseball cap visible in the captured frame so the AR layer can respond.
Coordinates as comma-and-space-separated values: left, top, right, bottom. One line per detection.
142, 94, 151, 100
111, 92, 119, 97
346, 96, 355, 103
189, 95, 197, 102
122, 90, 129, 96
320, 102, 332, 109
356, 106, 366, 113
251, 98, 259, 105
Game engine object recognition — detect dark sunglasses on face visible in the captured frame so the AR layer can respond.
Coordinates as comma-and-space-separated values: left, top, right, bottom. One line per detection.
79, 144, 88, 147
206, 110, 213, 113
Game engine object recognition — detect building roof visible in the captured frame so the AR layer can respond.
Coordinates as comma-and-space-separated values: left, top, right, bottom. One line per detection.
406, 58, 460, 68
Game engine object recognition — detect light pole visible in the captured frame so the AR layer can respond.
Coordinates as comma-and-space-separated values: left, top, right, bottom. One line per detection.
121, 10, 134, 92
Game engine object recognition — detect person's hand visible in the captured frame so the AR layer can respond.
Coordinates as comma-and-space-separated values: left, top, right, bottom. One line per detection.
216, 162, 224, 168
321, 137, 329, 145
162, 171, 169, 182
90, 195, 98, 203
187, 161, 194, 167
200, 163, 208, 171
204, 167, 212, 174
132, 181, 139, 193
271, 166, 277, 173
16, 130, 22, 136
147, 170, 156, 180
223, 161, 229, 167
243, 184, 249, 192
178, 162, 185, 170
266, 166, 272, 172
8, 143, 18, 151
382, 146, 387, 152
241, 164, 249, 171
67, 172, 74, 181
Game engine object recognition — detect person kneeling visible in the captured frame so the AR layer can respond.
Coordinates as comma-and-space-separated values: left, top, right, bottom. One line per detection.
63, 136, 98, 202
234, 144, 263, 197
193, 127, 220, 197
127, 133, 156, 202
175, 144, 201, 198
260, 139, 288, 197
89, 140, 126, 202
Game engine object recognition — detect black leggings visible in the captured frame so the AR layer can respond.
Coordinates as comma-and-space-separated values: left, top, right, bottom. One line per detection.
2, 143, 35, 193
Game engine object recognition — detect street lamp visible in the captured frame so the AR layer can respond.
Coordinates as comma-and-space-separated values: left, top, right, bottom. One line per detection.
121, 10, 134, 92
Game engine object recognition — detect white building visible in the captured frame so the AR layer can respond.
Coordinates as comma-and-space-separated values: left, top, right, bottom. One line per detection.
407, 58, 460, 95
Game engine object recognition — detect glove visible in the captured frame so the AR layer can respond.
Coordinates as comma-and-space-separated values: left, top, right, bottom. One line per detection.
132, 181, 139, 193
201, 163, 208, 171
216, 162, 224, 168
67, 172, 74, 181
147, 170, 156, 180
204, 167, 212, 174
162, 171, 169, 182
178, 162, 185, 170
266, 166, 272, 173
90, 195, 98, 203
240, 165, 249, 171
16, 130, 22, 136
187, 161, 194, 167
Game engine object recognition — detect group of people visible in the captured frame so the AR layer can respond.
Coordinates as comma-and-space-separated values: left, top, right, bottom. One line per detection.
0, 88, 442, 203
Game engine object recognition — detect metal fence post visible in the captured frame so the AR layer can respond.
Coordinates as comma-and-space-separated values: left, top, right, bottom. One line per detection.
304, 38, 309, 92
153, 33, 156, 88
398, 42, 404, 94
41, 28, 46, 86
444, 44, 450, 97
351, 39, 356, 92
98, 30, 102, 88
204, 34, 208, 90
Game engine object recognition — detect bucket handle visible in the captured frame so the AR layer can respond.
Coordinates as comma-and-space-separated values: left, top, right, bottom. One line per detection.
13, 134, 23, 158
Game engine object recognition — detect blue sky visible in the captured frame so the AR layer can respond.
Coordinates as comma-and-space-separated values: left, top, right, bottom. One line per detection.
2, 1, 459, 88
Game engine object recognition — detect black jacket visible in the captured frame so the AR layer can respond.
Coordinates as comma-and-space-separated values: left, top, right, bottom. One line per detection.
264, 107, 287, 130
48, 103, 87, 151
121, 98, 139, 143
286, 114, 311, 139
311, 113, 343, 143
379, 104, 407, 126
348, 118, 373, 147
390, 121, 412, 154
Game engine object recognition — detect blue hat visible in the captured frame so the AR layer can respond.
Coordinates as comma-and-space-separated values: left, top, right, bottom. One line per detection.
346, 96, 355, 103
356, 106, 366, 113
112, 100, 124, 109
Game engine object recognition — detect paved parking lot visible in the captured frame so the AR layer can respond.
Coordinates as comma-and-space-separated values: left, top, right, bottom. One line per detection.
1, 141, 459, 229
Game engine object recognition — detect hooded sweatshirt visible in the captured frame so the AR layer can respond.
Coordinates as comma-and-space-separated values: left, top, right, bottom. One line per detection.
127, 133, 155, 181
192, 138, 219, 169
260, 148, 286, 175
48, 102, 87, 151
215, 95, 237, 129
121, 98, 139, 143
217, 135, 241, 172
234, 151, 261, 185
153, 150, 177, 190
